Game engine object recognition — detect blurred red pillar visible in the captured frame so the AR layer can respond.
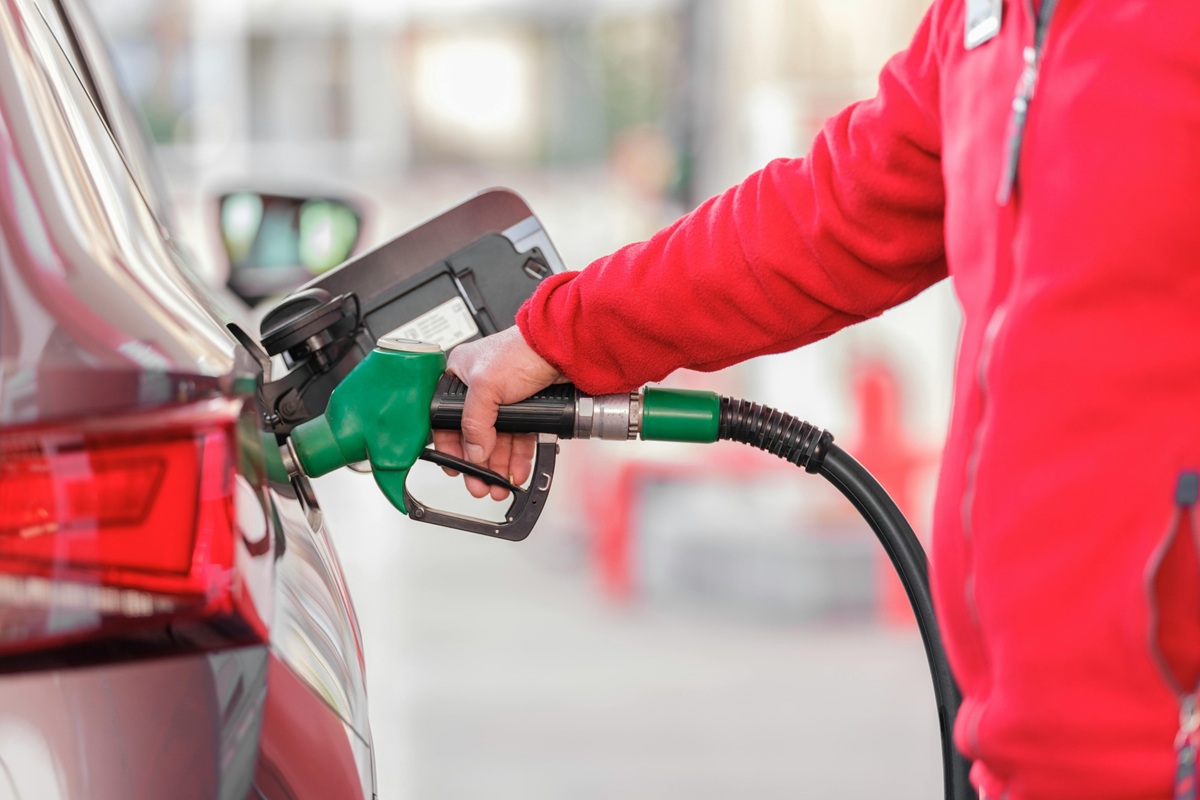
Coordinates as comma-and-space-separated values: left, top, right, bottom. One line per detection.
594, 461, 638, 602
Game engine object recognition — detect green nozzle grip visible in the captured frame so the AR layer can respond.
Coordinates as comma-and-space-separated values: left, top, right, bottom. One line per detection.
641, 388, 720, 443
288, 340, 447, 514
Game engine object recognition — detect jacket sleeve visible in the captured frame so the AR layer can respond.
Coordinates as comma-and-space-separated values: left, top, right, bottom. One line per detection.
516, 4, 948, 396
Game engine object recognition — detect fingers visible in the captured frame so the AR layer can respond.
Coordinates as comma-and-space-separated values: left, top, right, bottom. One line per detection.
488, 434, 514, 501
463, 473, 492, 499
431, 430, 463, 476
432, 429, 489, 497
428, 431, 531, 501
510, 434, 536, 488
434, 326, 564, 502
459, 377, 501, 465
482, 434, 536, 502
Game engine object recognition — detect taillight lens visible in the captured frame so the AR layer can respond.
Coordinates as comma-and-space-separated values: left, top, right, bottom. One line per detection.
0, 399, 272, 664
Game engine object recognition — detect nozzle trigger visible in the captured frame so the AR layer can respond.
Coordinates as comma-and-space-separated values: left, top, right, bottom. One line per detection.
403, 434, 559, 542
418, 449, 524, 494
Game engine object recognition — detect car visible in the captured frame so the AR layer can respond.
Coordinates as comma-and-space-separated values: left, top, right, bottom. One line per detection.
0, 1, 375, 796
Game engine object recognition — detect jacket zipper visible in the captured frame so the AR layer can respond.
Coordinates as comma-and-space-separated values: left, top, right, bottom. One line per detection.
997, 0, 1058, 203
960, 306, 1005, 760
959, 0, 1060, 762
1145, 473, 1200, 798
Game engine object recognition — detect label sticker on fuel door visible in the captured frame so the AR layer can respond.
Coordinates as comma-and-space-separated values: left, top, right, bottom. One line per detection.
393, 297, 479, 350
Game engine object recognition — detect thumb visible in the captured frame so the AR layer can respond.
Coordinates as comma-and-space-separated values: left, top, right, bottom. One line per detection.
459, 379, 501, 464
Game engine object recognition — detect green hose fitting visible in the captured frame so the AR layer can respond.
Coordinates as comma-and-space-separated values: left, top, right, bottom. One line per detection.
640, 388, 721, 443
289, 337, 446, 514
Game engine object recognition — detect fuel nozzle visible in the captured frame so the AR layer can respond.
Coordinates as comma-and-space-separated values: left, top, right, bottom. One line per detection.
284, 336, 565, 540
283, 335, 827, 541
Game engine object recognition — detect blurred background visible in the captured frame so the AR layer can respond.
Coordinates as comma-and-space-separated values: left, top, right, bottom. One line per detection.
90, 0, 958, 796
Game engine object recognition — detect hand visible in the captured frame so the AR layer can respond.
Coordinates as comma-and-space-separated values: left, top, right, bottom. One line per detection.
433, 326, 564, 500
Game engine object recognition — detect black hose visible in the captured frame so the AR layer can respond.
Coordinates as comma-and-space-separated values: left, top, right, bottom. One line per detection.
718, 397, 976, 800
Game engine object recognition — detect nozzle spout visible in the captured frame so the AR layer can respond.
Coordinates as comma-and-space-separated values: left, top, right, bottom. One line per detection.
291, 414, 352, 477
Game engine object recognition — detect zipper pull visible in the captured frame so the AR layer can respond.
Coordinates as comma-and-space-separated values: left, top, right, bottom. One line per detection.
997, 45, 1041, 204
1175, 693, 1199, 800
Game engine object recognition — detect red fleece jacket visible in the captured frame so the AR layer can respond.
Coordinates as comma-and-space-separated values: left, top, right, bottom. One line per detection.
517, 1, 1200, 797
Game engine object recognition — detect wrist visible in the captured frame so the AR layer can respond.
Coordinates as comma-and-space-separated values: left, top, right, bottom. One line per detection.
515, 274, 574, 377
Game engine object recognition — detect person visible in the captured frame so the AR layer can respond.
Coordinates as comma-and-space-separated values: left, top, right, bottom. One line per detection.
432, 0, 1200, 797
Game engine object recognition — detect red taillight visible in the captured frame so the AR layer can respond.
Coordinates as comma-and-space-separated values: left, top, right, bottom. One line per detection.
0, 399, 272, 664
0, 453, 166, 534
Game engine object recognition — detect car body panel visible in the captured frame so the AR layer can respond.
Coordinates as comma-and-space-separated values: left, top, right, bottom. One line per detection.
255, 654, 373, 800
0, 1, 376, 798
0, 648, 265, 800
269, 485, 371, 741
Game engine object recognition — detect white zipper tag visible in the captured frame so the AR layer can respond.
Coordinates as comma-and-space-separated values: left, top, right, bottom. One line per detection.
965, 0, 1003, 49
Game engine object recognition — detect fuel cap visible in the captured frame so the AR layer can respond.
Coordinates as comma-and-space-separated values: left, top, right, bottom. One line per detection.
260, 289, 357, 358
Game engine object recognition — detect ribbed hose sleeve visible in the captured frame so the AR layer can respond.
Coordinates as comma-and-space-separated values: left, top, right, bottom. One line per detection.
717, 396, 834, 473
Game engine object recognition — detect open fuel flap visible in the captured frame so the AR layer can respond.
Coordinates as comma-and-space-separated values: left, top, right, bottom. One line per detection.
256, 188, 566, 436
